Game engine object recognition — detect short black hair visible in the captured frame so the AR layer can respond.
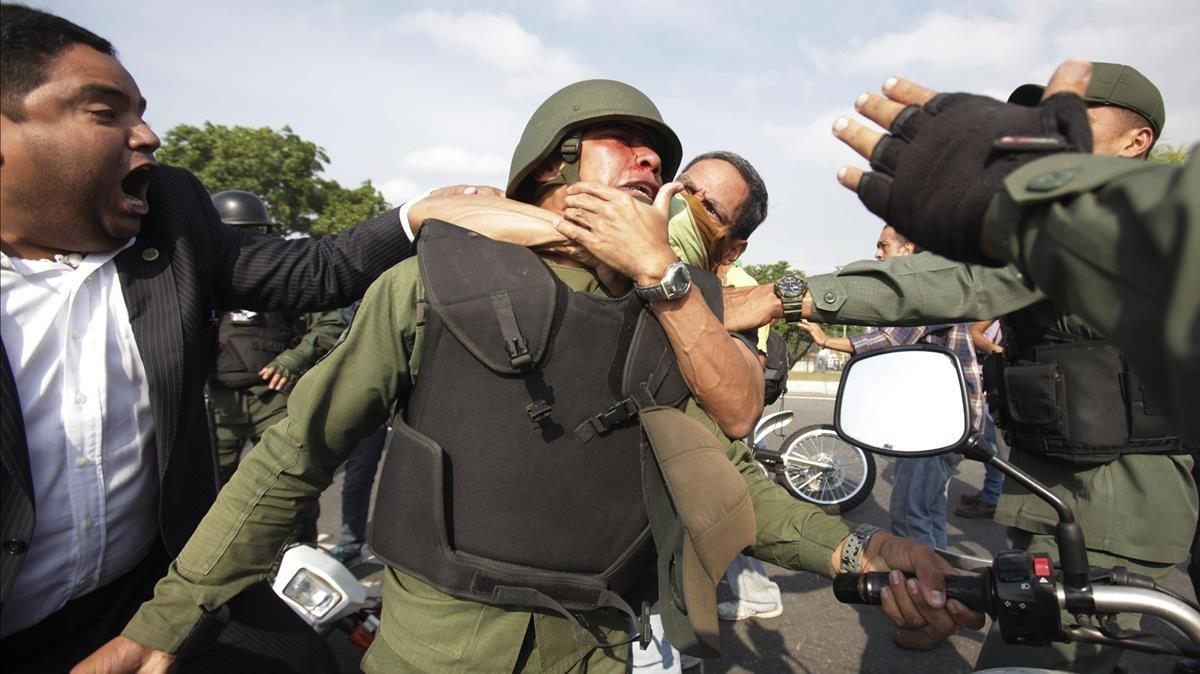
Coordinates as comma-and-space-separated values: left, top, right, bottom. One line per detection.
1, 4, 116, 121
682, 150, 769, 240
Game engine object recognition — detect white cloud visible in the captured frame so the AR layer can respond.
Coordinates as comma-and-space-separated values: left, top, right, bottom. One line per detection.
552, 0, 597, 21
400, 145, 508, 175
390, 9, 586, 96
377, 177, 420, 206
764, 109, 856, 168
841, 11, 1047, 74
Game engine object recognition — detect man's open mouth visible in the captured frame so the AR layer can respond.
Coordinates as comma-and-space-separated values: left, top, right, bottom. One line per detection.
121, 163, 156, 214
620, 181, 657, 203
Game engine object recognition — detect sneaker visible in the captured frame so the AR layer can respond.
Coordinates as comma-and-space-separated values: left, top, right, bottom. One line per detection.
959, 491, 982, 505
716, 600, 783, 621
331, 543, 363, 564
955, 502, 997, 519
680, 654, 703, 670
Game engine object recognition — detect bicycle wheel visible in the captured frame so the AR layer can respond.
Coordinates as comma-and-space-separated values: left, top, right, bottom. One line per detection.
777, 424, 876, 514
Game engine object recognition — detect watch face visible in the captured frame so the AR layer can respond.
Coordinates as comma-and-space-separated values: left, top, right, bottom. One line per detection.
777, 275, 804, 298
664, 264, 691, 296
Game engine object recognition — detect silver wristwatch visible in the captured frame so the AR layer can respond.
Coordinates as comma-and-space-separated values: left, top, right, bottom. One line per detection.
839, 523, 881, 575
634, 261, 692, 302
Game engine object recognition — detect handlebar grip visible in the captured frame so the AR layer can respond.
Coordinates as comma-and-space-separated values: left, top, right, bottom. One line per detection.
833, 572, 991, 614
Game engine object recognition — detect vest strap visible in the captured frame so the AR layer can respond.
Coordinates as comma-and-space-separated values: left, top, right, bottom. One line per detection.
490, 290, 532, 369
574, 397, 639, 443
471, 575, 644, 651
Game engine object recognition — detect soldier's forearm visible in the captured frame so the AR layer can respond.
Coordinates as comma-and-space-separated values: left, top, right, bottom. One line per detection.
652, 289, 763, 439
723, 285, 821, 332
409, 194, 567, 246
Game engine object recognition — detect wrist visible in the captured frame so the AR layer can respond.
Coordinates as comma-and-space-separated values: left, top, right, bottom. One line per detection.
633, 250, 681, 288
837, 523, 882, 574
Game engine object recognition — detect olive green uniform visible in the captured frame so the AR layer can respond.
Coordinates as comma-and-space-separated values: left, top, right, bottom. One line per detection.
209, 309, 346, 482
808, 151, 1198, 671
123, 258, 851, 673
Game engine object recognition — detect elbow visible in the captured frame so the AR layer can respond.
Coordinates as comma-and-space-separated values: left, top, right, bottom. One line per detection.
718, 408, 758, 441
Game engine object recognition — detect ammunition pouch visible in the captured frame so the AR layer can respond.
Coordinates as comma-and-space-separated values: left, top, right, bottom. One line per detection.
992, 340, 1180, 465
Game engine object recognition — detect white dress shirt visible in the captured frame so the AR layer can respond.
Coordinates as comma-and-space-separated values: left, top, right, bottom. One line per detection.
0, 242, 158, 636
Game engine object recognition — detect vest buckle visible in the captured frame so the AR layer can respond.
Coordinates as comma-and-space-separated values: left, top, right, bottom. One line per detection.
526, 399, 553, 427
506, 336, 532, 368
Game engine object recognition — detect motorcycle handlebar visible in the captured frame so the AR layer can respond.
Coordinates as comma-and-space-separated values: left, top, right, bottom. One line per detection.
833, 572, 991, 614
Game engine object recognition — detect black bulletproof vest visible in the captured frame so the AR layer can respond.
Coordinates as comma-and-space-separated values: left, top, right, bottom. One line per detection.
213, 311, 304, 386
994, 300, 1180, 464
370, 221, 724, 615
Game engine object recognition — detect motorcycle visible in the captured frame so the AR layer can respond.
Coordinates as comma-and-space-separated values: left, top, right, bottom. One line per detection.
830, 345, 1200, 660
271, 543, 383, 650
749, 409, 877, 514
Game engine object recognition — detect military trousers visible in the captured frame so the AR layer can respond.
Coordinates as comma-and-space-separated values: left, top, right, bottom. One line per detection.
209, 383, 289, 483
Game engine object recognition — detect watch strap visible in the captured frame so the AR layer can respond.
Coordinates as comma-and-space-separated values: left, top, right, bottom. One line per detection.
634, 283, 670, 302
839, 523, 881, 575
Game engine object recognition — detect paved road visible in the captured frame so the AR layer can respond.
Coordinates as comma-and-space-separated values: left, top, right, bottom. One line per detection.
314, 393, 1195, 673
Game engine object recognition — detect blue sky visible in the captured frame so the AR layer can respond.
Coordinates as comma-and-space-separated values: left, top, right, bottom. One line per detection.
38, 0, 1200, 272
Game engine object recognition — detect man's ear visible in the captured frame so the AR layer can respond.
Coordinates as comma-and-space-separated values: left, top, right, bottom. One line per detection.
718, 239, 749, 266
1121, 127, 1155, 159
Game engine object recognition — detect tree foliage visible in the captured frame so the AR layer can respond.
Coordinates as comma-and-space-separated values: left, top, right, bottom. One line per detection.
1149, 143, 1190, 166
157, 123, 389, 235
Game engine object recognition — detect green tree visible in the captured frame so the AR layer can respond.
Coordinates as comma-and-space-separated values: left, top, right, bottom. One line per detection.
1149, 143, 1190, 166
157, 123, 389, 235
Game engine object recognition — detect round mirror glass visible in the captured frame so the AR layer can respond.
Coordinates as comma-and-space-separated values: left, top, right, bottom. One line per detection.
835, 347, 969, 456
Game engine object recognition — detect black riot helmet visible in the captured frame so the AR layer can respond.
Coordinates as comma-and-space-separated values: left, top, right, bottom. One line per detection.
212, 190, 277, 231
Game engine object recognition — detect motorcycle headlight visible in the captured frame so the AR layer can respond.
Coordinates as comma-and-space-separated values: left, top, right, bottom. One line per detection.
281, 569, 343, 618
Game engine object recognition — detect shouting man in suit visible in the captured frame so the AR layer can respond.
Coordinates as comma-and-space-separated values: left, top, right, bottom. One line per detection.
0, 5, 412, 672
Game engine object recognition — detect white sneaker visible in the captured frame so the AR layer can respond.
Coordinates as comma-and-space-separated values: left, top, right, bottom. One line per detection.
680, 653, 702, 670
716, 600, 783, 621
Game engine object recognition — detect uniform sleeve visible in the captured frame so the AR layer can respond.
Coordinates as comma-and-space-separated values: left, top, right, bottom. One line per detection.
271, 309, 348, 376
683, 403, 851, 578
983, 147, 1200, 442
806, 252, 1043, 326
121, 260, 423, 653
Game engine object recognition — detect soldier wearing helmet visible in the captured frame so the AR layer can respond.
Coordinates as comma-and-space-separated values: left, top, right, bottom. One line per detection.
109, 80, 975, 674
207, 190, 347, 485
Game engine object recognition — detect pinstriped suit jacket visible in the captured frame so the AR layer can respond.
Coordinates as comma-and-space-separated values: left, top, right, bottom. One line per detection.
0, 165, 410, 606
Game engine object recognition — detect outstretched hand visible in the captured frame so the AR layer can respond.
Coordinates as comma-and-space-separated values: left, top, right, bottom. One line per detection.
831, 59, 1094, 262
555, 181, 685, 287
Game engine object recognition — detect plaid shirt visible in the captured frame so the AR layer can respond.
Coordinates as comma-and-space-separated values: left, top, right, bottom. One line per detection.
850, 323, 986, 433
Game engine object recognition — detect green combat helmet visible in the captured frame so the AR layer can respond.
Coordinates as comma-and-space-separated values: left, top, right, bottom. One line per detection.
212, 190, 277, 233
506, 79, 683, 204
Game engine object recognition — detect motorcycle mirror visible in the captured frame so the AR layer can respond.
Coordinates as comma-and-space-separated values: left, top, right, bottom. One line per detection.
834, 345, 970, 457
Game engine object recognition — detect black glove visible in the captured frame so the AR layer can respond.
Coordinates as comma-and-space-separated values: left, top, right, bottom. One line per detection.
857, 92, 1092, 263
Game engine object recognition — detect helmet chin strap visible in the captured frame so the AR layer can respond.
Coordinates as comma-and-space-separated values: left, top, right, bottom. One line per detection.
534, 131, 584, 200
